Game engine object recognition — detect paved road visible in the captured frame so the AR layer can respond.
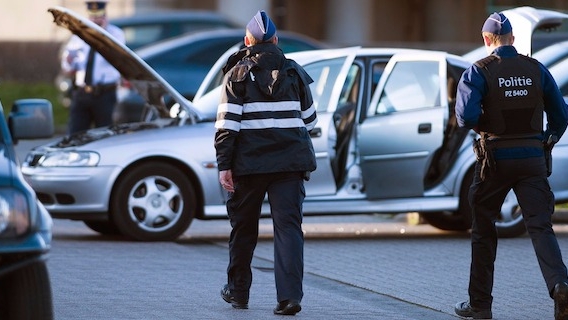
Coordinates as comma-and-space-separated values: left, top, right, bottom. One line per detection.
47, 214, 568, 320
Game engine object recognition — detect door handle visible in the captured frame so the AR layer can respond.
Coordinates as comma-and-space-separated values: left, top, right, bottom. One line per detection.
418, 123, 431, 134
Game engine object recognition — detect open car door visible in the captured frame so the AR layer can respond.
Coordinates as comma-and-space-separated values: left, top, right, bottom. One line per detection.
288, 47, 359, 196
358, 51, 450, 199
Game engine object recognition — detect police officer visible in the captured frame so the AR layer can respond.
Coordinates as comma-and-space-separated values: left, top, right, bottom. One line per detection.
214, 10, 317, 316
61, 0, 124, 134
454, 12, 568, 320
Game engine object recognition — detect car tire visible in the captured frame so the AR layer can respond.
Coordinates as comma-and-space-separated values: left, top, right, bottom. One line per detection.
0, 260, 53, 320
83, 220, 122, 235
421, 168, 527, 238
420, 169, 473, 232
111, 161, 196, 241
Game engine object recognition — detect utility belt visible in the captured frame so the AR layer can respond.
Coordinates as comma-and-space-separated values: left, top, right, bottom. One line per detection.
76, 83, 117, 96
473, 135, 543, 181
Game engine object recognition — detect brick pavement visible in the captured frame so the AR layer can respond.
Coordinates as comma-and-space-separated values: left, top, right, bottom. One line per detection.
190, 213, 568, 320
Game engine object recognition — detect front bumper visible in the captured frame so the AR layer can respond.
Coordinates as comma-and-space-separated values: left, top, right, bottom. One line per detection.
21, 165, 120, 215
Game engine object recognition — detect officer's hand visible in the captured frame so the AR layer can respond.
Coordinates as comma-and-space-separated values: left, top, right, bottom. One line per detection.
219, 170, 234, 192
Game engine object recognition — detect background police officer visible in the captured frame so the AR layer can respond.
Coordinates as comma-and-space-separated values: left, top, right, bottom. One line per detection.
454, 12, 568, 320
61, 0, 124, 134
214, 10, 317, 316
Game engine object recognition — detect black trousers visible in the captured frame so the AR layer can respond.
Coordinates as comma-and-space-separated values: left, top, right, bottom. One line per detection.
68, 87, 116, 134
468, 156, 568, 309
226, 171, 305, 303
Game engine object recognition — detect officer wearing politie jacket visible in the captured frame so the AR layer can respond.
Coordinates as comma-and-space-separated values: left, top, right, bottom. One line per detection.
454, 12, 568, 320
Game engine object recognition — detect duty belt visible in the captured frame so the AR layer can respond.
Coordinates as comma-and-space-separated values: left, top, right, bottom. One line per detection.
473, 136, 543, 181
78, 83, 117, 95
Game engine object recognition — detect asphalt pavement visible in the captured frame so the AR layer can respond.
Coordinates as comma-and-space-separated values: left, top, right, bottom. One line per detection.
49, 213, 568, 320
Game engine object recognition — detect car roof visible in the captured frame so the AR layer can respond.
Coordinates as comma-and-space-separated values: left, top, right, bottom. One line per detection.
135, 28, 327, 57
110, 10, 238, 26
533, 40, 568, 68
462, 6, 568, 63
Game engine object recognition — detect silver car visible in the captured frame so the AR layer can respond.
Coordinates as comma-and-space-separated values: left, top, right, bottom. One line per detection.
22, 6, 568, 241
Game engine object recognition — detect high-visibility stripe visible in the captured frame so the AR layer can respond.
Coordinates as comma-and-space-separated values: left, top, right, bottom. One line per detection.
244, 100, 301, 112
215, 119, 241, 131
241, 118, 305, 129
217, 102, 242, 115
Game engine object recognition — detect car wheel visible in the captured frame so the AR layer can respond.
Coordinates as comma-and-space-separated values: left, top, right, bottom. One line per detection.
421, 168, 527, 238
111, 161, 196, 241
0, 260, 53, 319
420, 169, 473, 232
83, 220, 122, 235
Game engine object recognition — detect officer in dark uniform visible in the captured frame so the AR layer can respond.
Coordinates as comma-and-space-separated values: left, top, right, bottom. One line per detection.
454, 12, 568, 320
61, 0, 125, 134
214, 10, 317, 316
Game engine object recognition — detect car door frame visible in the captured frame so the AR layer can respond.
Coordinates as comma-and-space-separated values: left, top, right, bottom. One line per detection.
358, 51, 450, 200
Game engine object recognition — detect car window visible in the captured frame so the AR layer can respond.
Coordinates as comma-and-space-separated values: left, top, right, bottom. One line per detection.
146, 38, 236, 68
178, 22, 233, 34
371, 60, 389, 94
339, 64, 361, 107
278, 39, 319, 54
184, 40, 240, 66
376, 61, 440, 114
120, 24, 166, 49
303, 57, 347, 113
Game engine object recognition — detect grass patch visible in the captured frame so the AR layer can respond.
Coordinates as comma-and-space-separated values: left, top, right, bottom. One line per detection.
0, 81, 68, 130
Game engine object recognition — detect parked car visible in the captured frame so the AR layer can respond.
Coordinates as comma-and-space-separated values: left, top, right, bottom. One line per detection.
27, 6, 568, 242
532, 40, 568, 69
462, 6, 568, 63
549, 56, 568, 97
0, 99, 54, 318
111, 10, 239, 50
56, 9, 239, 107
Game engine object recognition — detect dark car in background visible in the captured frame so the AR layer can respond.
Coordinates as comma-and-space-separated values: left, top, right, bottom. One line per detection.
111, 10, 239, 50
0, 99, 54, 319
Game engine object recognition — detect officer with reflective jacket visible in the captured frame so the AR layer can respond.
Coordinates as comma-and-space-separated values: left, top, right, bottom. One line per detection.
214, 10, 317, 316
454, 12, 568, 320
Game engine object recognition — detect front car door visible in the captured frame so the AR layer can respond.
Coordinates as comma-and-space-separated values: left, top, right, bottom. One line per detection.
289, 47, 359, 196
358, 52, 450, 199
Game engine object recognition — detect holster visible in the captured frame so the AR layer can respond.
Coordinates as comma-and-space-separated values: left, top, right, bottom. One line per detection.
473, 137, 495, 181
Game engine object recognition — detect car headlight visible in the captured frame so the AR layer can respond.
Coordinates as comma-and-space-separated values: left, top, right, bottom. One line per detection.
0, 188, 31, 238
38, 151, 100, 167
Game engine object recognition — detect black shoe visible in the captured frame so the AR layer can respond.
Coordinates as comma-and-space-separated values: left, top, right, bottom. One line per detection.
554, 282, 568, 320
273, 300, 301, 315
220, 284, 248, 309
454, 300, 492, 319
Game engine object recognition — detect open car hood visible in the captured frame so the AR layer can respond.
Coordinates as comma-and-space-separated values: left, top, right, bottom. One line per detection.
48, 6, 201, 123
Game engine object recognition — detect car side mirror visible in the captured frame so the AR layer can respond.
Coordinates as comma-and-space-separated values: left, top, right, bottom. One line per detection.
8, 99, 55, 143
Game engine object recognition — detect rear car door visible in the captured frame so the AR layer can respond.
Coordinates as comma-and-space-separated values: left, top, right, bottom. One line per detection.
358, 52, 449, 199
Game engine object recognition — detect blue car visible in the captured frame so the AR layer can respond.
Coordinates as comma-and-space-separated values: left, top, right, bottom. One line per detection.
0, 99, 54, 319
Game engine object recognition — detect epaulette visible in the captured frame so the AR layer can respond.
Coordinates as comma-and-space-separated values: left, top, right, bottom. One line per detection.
474, 55, 499, 69
518, 54, 539, 66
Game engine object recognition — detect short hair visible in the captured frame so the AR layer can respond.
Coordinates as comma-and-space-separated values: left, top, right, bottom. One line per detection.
482, 32, 513, 46
245, 30, 275, 45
